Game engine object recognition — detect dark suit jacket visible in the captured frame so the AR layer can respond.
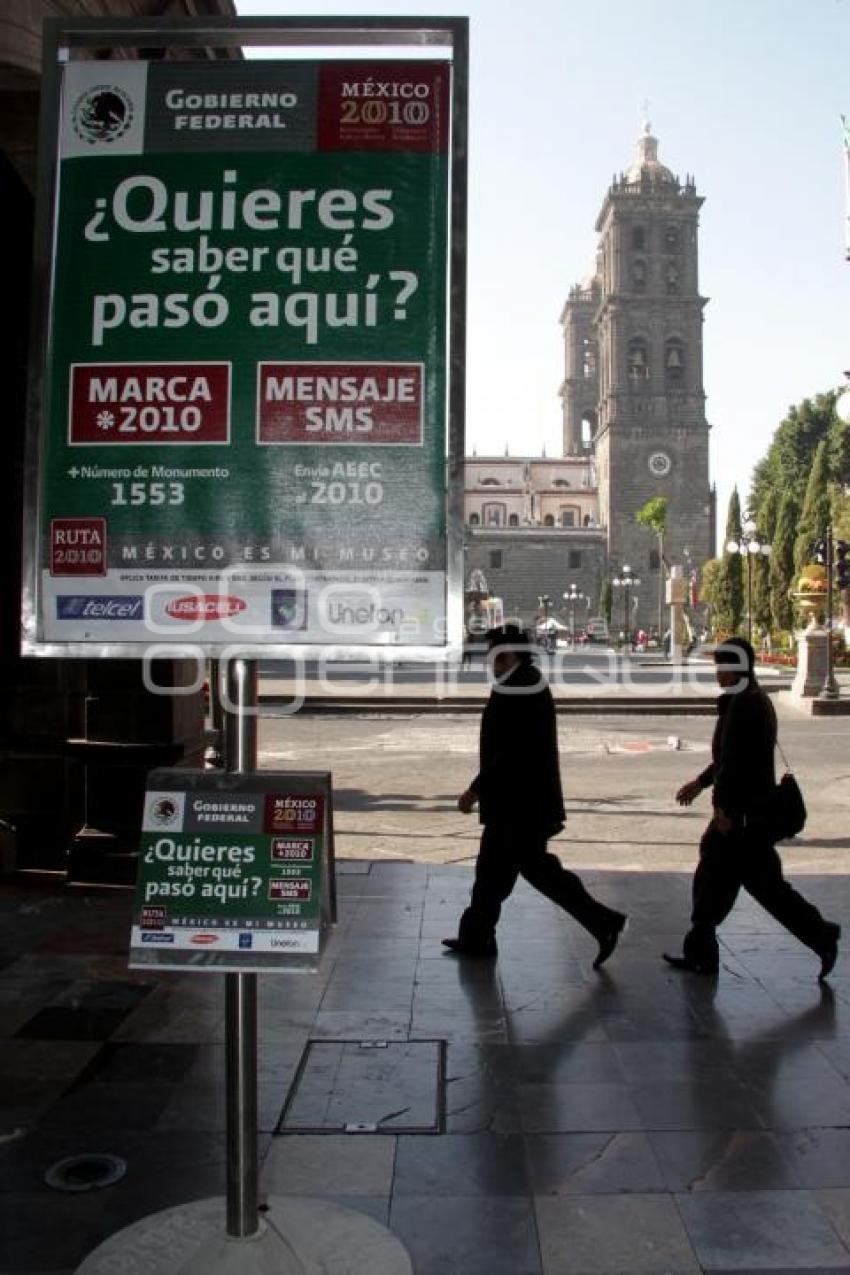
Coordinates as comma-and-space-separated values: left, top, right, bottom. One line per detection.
469, 658, 565, 834
697, 681, 777, 821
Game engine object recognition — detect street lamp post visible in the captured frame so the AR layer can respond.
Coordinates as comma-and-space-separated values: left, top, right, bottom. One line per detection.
814, 525, 839, 700
726, 515, 771, 644
538, 594, 552, 650
562, 584, 586, 645
612, 565, 641, 652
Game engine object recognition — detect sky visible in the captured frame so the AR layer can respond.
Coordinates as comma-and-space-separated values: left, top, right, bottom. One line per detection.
236, 0, 850, 543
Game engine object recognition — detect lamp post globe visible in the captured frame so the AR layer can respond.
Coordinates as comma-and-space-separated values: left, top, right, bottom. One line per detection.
836, 386, 850, 425
612, 565, 641, 652
562, 584, 586, 646
726, 513, 771, 643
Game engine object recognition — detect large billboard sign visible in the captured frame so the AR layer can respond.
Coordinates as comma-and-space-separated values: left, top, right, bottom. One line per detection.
23, 37, 464, 655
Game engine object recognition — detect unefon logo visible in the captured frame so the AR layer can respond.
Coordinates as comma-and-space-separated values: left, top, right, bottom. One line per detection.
165, 595, 247, 621
72, 85, 133, 145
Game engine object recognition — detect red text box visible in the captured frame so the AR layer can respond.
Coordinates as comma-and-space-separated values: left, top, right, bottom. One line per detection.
271, 837, 315, 862
265, 794, 324, 834
258, 363, 422, 445
69, 362, 230, 445
268, 878, 312, 902
50, 517, 107, 576
317, 62, 449, 153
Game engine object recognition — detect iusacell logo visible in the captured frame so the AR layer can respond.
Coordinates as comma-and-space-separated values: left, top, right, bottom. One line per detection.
165, 595, 247, 621
57, 595, 143, 621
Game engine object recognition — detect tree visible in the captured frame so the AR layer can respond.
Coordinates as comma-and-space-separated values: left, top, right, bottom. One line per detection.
698, 558, 721, 613
636, 495, 667, 636
711, 488, 744, 636
770, 491, 799, 632
750, 392, 836, 518
599, 578, 612, 625
793, 438, 830, 576
751, 486, 777, 632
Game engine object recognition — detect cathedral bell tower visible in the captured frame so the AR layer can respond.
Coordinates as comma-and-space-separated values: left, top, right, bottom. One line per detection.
583, 123, 712, 622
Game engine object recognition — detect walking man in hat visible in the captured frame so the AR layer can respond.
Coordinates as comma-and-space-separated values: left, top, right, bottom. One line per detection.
443, 625, 627, 965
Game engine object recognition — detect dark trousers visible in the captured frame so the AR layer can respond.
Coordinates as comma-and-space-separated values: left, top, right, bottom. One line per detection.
458, 824, 620, 946
683, 823, 831, 968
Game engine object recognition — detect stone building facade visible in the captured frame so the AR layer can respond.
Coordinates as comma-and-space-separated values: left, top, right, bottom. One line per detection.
464, 124, 715, 633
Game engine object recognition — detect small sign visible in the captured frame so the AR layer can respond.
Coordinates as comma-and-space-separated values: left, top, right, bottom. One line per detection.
129, 768, 333, 972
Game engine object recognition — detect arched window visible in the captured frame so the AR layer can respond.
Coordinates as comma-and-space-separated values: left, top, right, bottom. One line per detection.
480, 477, 501, 486
665, 338, 685, 383
628, 338, 650, 381
469, 512, 480, 527
664, 224, 681, 251
632, 258, 647, 291
583, 515, 592, 527
553, 479, 571, 489
666, 264, 679, 295
508, 513, 519, 526
581, 410, 596, 446
543, 514, 555, 527
631, 225, 645, 251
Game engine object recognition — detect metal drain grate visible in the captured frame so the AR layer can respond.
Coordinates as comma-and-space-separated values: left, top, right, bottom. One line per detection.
277, 1039, 445, 1134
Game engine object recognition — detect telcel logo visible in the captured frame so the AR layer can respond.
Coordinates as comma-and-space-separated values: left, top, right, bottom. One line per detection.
57, 595, 143, 620
165, 595, 247, 621
189, 933, 219, 946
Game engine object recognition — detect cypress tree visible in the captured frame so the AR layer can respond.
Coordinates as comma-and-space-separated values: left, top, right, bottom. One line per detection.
794, 439, 830, 576
599, 578, 613, 625
750, 487, 777, 632
770, 491, 799, 632
711, 488, 744, 635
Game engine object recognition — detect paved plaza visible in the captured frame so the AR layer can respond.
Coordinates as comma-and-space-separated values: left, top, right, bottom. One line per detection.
2, 706, 850, 1273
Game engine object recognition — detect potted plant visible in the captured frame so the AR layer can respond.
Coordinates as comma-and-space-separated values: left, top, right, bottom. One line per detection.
793, 564, 828, 627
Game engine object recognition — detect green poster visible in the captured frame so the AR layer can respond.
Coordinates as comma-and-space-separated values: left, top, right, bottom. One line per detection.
129, 769, 333, 972
34, 58, 450, 650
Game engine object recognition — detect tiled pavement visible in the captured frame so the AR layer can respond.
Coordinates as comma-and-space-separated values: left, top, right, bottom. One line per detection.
4, 862, 850, 1274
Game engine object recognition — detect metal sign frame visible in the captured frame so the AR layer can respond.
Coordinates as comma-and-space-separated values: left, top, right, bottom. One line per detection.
20, 16, 468, 663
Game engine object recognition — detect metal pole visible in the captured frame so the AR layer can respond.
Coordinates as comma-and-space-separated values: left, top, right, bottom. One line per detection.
747, 554, 753, 644
820, 524, 839, 699
224, 659, 259, 1238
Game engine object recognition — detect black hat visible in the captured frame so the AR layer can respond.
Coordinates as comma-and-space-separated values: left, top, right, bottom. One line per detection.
485, 624, 531, 652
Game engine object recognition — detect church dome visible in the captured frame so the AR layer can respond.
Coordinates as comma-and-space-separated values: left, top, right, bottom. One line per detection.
625, 121, 675, 183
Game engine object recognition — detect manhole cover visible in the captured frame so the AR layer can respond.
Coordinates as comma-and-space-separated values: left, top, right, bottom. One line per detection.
45, 1153, 126, 1192
277, 1039, 445, 1134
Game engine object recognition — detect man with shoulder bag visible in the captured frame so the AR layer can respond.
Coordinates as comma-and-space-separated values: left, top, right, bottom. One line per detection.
663, 637, 840, 981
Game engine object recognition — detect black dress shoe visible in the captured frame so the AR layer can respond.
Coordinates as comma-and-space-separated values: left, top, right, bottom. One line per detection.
662, 952, 719, 975
818, 922, 841, 982
442, 937, 498, 958
593, 912, 627, 969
